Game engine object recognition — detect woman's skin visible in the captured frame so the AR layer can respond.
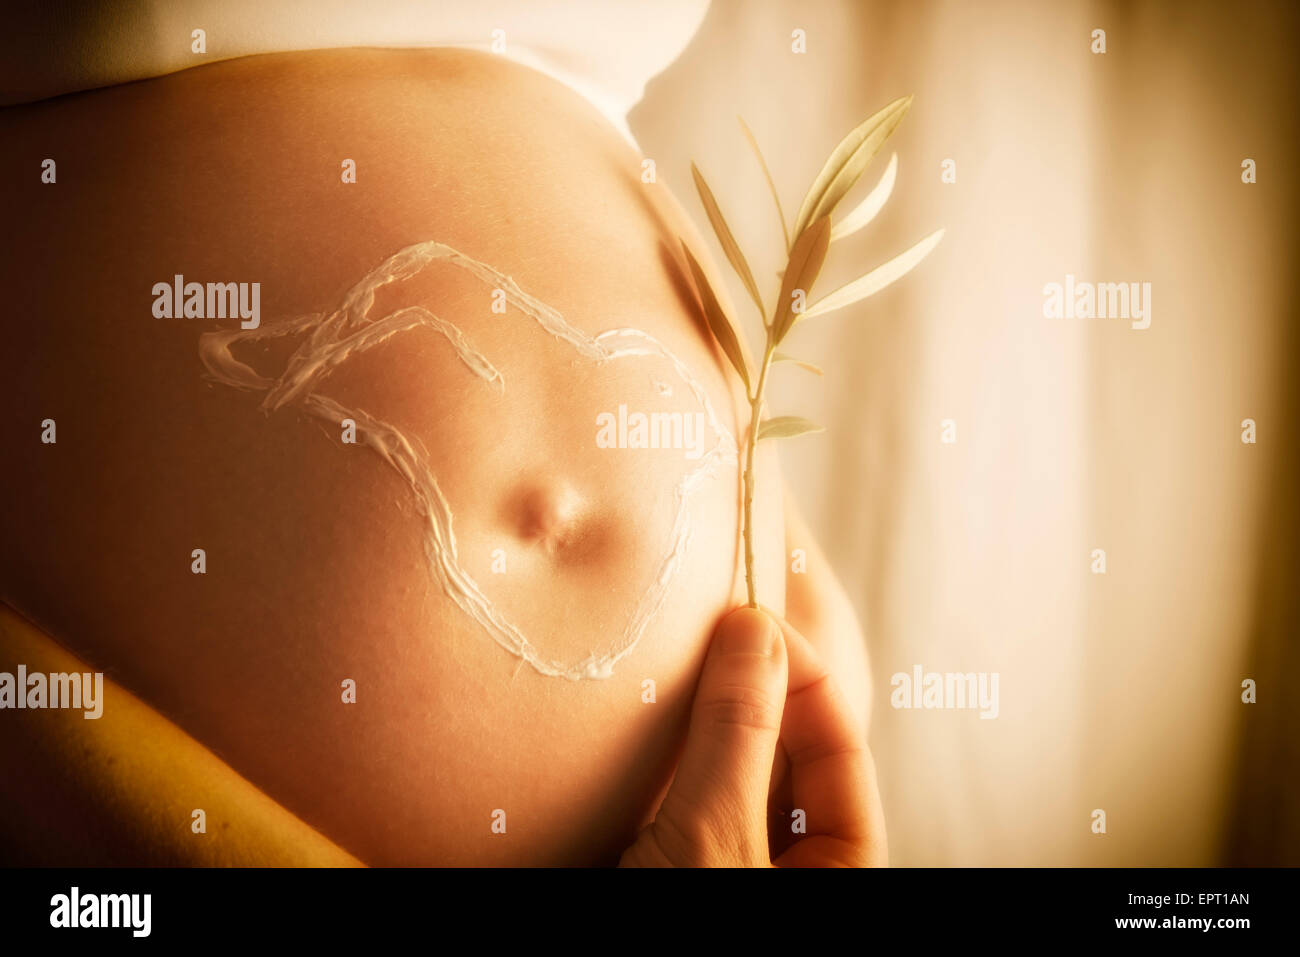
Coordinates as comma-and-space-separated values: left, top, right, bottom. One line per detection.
0, 48, 875, 865
0, 503, 878, 866
0, 601, 363, 866
0, 600, 883, 867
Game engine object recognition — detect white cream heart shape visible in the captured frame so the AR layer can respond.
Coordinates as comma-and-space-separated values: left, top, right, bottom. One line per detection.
199, 241, 737, 680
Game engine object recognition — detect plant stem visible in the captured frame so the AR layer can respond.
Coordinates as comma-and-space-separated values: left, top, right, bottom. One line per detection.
742, 340, 776, 608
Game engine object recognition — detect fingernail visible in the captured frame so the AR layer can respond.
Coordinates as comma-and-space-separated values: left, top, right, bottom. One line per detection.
716, 608, 780, 658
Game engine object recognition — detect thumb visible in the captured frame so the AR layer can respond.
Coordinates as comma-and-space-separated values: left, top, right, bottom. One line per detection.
653, 607, 788, 866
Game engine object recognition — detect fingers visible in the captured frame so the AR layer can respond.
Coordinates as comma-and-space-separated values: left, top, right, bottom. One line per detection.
774, 617, 887, 867
624, 608, 884, 869
652, 607, 788, 866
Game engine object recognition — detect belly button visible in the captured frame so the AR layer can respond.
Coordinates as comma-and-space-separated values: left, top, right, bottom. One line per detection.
507, 481, 589, 557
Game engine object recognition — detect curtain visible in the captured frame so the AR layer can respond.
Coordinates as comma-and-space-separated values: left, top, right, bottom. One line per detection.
631, 0, 1300, 865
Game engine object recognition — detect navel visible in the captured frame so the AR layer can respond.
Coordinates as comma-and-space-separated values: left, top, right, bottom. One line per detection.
507, 481, 589, 558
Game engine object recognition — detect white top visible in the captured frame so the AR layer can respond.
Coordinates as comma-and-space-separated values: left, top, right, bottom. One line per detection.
1, 0, 710, 146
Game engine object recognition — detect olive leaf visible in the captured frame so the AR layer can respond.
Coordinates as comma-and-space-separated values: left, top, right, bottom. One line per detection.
799, 228, 945, 322
830, 152, 897, 243
680, 239, 751, 392
791, 94, 912, 242
772, 352, 824, 376
770, 214, 831, 343
686, 94, 940, 611
691, 162, 766, 324
738, 115, 790, 252
757, 416, 825, 441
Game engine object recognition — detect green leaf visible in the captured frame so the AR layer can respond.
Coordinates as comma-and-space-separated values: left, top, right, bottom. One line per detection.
800, 228, 945, 322
830, 152, 897, 243
772, 352, 824, 376
757, 416, 825, 441
680, 239, 751, 392
770, 214, 831, 343
691, 162, 767, 324
792, 95, 912, 242
738, 115, 791, 252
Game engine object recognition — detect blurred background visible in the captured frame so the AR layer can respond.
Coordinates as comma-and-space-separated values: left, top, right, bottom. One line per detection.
632, 0, 1299, 865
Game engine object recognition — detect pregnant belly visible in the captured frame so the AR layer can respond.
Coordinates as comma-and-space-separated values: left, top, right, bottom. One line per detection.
0, 48, 787, 864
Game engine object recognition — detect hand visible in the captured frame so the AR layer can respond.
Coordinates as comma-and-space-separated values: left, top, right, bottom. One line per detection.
619, 607, 886, 867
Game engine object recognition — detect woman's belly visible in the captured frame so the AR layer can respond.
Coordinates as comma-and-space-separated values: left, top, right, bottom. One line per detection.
0, 48, 787, 864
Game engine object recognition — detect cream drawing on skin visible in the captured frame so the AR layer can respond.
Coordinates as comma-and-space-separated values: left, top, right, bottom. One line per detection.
198, 241, 738, 680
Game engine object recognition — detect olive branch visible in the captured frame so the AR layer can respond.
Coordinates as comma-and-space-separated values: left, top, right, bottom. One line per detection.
680, 95, 944, 609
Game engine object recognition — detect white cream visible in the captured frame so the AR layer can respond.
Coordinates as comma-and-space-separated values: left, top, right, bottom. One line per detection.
199, 241, 737, 680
